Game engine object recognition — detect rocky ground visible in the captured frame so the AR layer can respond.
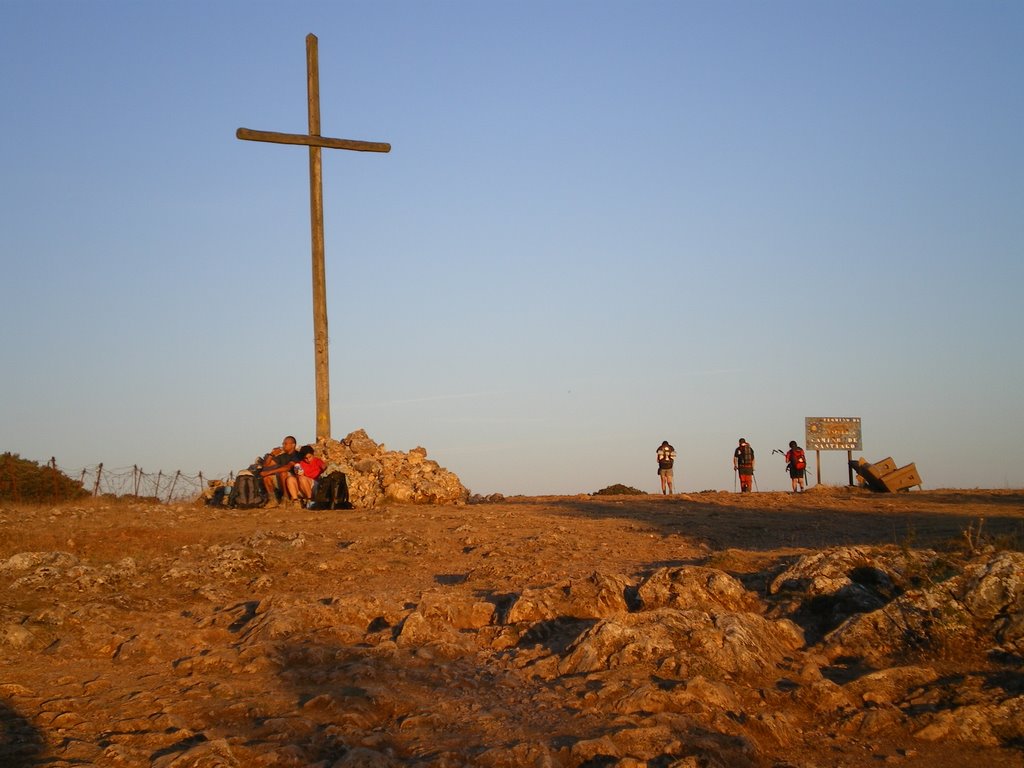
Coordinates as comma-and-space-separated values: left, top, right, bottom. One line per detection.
1, 487, 1023, 767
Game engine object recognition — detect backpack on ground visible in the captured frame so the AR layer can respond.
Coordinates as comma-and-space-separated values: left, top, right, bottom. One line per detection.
792, 449, 807, 471
228, 472, 266, 509
311, 471, 352, 510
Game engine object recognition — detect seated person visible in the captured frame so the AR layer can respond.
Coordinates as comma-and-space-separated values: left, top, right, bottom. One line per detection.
287, 444, 326, 502
259, 435, 302, 507
203, 479, 228, 507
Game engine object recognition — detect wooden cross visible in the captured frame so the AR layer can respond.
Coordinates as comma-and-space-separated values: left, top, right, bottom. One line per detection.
237, 33, 390, 441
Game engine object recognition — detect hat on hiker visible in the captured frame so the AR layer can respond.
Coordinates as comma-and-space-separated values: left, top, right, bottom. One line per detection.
789, 440, 797, 448
738, 438, 747, 445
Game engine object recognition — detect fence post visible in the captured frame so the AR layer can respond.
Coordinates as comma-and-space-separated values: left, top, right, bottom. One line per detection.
166, 470, 181, 503
154, 470, 163, 499
92, 463, 103, 496
133, 465, 140, 497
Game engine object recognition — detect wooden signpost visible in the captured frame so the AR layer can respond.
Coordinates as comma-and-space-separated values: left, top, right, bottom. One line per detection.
805, 417, 862, 486
237, 34, 390, 441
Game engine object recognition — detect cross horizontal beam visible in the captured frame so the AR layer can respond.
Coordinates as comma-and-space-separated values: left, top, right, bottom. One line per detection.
236, 127, 391, 153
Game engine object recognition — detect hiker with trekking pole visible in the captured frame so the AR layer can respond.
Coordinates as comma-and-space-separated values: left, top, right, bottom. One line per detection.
785, 440, 807, 492
733, 438, 755, 492
772, 441, 808, 492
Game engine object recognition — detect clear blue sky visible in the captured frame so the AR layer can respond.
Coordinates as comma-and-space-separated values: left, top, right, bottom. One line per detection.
2, 1, 1022, 495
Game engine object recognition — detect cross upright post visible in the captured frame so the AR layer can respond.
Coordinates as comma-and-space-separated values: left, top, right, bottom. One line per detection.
237, 33, 390, 441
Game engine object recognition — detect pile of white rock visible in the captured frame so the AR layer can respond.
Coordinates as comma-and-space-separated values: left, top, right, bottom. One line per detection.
315, 429, 468, 508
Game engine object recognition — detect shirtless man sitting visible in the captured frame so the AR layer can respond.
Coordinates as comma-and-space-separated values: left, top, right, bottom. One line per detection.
259, 435, 302, 508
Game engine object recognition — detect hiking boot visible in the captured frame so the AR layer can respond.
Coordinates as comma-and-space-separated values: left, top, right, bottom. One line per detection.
264, 496, 280, 509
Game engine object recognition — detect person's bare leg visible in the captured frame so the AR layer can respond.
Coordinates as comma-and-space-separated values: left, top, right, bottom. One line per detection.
263, 476, 280, 506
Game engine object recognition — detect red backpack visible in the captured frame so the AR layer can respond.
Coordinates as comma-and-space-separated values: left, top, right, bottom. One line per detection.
791, 449, 806, 471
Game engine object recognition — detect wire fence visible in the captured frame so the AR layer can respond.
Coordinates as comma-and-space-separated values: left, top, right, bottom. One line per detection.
14, 458, 235, 505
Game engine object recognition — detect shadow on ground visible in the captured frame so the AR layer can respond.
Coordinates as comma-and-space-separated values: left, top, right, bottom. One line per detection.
522, 491, 1024, 552
0, 701, 44, 768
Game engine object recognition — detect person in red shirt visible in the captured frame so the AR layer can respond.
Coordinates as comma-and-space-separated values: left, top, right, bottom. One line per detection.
287, 445, 326, 504
785, 440, 807, 492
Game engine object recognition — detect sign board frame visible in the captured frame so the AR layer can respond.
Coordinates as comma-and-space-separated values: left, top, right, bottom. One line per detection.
805, 417, 862, 486
805, 417, 862, 451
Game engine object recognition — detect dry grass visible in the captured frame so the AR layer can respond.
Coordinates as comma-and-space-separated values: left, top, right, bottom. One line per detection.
0, 498, 232, 565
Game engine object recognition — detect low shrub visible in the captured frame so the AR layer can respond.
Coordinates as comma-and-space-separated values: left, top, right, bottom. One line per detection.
593, 483, 645, 496
0, 452, 89, 503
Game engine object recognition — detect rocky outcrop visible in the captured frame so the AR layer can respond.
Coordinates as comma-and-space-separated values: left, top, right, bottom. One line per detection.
639, 565, 762, 613
769, 545, 944, 641
3, 499, 1024, 767
960, 551, 1024, 650
555, 608, 804, 678
1, 550, 139, 594
505, 572, 633, 623
823, 549, 1024, 664
316, 429, 468, 508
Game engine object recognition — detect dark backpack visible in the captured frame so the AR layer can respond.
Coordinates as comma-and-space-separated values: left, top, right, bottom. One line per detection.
228, 473, 266, 509
737, 444, 754, 467
791, 449, 807, 471
312, 471, 352, 510
657, 445, 675, 469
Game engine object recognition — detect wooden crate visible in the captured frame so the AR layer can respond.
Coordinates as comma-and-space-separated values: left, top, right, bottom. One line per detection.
880, 463, 922, 492
851, 457, 895, 491
850, 457, 921, 492
871, 457, 898, 477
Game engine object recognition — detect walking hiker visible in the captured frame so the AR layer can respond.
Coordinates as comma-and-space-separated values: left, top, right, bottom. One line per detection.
785, 440, 807, 492
656, 440, 677, 495
733, 438, 755, 493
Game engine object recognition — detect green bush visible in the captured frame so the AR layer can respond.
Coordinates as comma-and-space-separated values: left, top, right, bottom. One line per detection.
0, 453, 89, 503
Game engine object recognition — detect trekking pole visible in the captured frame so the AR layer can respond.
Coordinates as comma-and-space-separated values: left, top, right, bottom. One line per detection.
753, 473, 759, 492
733, 468, 737, 492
